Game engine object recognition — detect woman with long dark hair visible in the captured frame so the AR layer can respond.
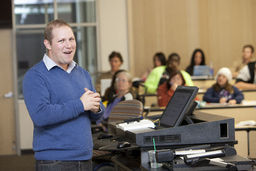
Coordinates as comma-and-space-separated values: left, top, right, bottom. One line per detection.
185, 49, 206, 75
141, 52, 166, 81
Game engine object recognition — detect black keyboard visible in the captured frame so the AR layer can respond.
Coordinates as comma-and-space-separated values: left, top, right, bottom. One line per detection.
93, 138, 119, 150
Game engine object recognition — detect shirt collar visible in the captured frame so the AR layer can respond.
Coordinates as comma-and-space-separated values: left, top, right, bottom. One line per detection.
43, 54, 77, 73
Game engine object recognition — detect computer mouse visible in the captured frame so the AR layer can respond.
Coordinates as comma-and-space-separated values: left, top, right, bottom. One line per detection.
117, 141, 131, 148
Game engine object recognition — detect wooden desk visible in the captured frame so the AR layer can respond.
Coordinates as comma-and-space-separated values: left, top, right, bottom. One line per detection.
145, 89, 256, 107
197, 89, 256, 101
188, 78, 256, 100
192, 77, 215, 90
192, 78, 235, 89
196, 103, 256, 124
235, 125, 256, 159
241, 89, 256, 100
142, 78, 256, 106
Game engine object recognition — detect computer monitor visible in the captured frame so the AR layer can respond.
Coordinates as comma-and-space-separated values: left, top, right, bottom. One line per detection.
193, 65, 210, 76
159, 86, 199, 128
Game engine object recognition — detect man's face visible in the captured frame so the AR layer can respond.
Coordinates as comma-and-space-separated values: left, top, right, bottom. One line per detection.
110, 56, 122, 72
44, 26, 76, 70
154, 56, 162, 67
168, 56, 180, 69
243, 47, 253, 60
170, 74, 183, 86
116, 73, 131, 92
194, 51, 202, 65
217, 74, 228, 87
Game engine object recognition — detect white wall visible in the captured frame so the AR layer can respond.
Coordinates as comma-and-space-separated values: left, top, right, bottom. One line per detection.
97, 0, 129, 72
18, 100, 33, 149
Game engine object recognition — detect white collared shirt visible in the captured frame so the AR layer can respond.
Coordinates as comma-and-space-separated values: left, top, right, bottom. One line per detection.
43, 54, 77, 74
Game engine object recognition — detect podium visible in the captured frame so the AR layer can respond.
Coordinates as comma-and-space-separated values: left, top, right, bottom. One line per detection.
105, 112, 254, 170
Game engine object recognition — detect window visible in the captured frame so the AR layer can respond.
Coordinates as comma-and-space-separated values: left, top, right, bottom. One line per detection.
14, 0, 98, 98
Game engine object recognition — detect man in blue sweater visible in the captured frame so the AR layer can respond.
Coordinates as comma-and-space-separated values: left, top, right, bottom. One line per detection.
23, 19, 105, 171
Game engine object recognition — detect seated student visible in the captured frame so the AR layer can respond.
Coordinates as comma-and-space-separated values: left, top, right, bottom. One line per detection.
96, 71, 136, 131
144, 53, 193, 93
203, 67, 244, 104
102, 69, 125, 102
141, 52, 166, 81
157, 71, 200, 107
234, 61, 256, 90
185, 49, 206, 75
230, 44, 255, 78
95, 51, 123, 93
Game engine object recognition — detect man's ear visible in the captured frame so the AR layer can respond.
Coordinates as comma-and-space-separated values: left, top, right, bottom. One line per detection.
44, 39, 51, 50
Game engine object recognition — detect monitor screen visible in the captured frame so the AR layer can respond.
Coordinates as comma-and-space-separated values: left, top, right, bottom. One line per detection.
159, 86, 199, 128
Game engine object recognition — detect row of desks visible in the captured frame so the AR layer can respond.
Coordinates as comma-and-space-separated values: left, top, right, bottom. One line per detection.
140, 78, 256, 106
144, 89, 256, 107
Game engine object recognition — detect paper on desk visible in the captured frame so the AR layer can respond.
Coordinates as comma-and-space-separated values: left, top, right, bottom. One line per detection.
241, 100, 256, 105
116, 119, 155, 131
237, 120, 256, 126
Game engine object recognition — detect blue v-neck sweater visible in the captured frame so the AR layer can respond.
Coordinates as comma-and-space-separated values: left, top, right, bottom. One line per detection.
23, 61, 104, 161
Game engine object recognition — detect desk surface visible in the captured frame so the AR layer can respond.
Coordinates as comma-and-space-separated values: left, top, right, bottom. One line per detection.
235, 125, 256, 131
144, 102, 256, 113
145, 88, 256, 95
198, 88, 256, 94
197, 102, 256, 109
144, 89, 256, 107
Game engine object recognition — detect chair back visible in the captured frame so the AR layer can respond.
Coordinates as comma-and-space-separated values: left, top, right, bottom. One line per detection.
132, 81, 147, 106
108, 99, 143, 122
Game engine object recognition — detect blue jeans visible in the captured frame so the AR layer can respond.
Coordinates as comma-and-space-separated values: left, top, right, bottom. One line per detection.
35, 160, 92, 171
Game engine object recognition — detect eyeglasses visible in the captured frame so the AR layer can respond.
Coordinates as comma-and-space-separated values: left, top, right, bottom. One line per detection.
116, 78, 128, 83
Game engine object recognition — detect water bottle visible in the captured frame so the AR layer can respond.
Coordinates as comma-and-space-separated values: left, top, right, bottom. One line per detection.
209, 61, 214, 78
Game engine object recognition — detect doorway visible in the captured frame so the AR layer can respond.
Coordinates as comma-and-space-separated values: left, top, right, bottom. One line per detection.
0, 29, 17, 155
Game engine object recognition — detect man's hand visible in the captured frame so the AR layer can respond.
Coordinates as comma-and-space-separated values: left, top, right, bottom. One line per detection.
80, 88, 101, 113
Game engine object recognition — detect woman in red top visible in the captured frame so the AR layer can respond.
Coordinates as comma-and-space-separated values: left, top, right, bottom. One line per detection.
157, 71, 200, 107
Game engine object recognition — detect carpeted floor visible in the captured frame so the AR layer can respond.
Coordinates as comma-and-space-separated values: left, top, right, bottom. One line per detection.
0, 154, 35, 171
0, 152, 115, 171
0, 154, 114, 171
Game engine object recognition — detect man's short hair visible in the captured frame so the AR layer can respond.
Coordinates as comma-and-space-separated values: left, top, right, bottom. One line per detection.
168, 53, 180, 64
108, 51, 123, 63
243, 44, 254, 53
44, 19, 72, 44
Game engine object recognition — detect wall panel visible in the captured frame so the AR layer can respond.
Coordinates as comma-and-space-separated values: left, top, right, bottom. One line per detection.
127, 0, 256, 79
97, 0, 129, 72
